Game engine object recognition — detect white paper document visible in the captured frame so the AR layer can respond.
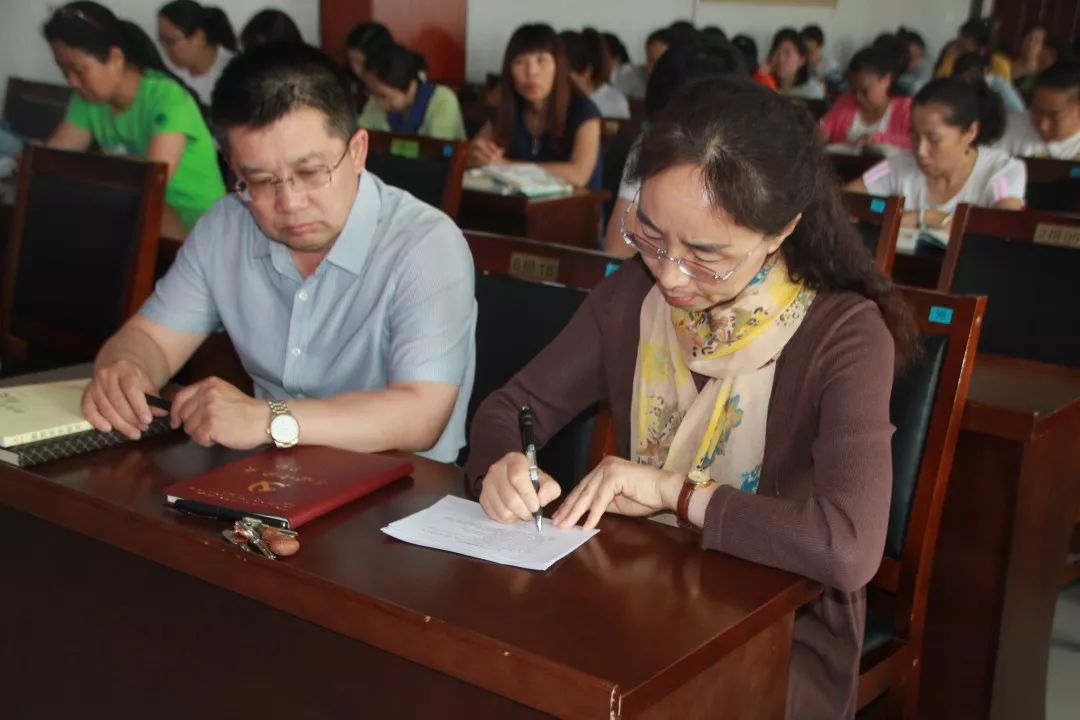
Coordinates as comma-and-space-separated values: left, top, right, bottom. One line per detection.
382, 495, 598, 571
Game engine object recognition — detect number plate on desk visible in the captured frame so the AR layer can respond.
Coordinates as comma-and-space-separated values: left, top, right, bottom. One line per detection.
509, 252, 559, 283
1033, 223, 1080, 248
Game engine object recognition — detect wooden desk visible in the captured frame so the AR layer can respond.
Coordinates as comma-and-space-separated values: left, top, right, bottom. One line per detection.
920, 355, 1080, 719
459, 188, 607, 249
0, 434, 818, 718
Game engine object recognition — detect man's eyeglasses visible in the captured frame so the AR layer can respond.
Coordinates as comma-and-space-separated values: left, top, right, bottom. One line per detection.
619, 193, 765, 284
234, 145, 351, 203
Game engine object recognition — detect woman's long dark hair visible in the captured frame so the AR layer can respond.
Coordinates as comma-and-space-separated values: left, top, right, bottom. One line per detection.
496, 24, 572, 154
44, 1, 198, 104
239, 9, 302, 51
769, 28, 810, 88
365, 44, 428, 92
915, 77, 1006, 146
630, 77, 919, 362
159, 0, 237, 52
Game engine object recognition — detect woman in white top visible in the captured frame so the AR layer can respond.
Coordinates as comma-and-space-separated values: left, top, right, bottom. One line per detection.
764, 28, 825, 101
848, 77, 1026, 234
157, 1, 236, 107
562, 29, 631, 119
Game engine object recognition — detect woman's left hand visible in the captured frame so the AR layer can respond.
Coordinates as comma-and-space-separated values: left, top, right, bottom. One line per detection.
551, 456, 684, 530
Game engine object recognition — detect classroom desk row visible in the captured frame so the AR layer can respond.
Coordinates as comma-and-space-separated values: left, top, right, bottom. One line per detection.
1, 354, 1078, 718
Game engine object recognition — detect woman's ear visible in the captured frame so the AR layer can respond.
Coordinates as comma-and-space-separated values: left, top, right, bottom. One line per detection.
770, 212, 803, 253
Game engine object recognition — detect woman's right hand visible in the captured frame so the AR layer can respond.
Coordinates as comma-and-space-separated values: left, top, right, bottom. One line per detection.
468, 138, 505, 168
479, 451, 562, 524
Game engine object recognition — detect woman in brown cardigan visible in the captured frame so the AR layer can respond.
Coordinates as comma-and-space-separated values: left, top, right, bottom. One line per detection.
465, 77, 918, 720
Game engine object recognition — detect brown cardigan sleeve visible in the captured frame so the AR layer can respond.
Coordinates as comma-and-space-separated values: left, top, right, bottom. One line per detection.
700, 302, 895, 593
463, 262, 651, 496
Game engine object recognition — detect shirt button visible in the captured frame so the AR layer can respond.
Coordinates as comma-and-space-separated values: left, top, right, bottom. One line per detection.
291, 347, 302, 357
298, 290, 309, 302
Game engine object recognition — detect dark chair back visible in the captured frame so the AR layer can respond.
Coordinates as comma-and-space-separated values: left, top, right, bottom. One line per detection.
3, 78, 72, 141
364, 130, 467, 220
600, 117, 646, 214
1022, 156, 1080, 213
460, 99, 498, 139
802, 98, 828, 120
1, 147, 166, 366
830, 153, 885, 184
938, 204, 1080, 367
842, 192, 904, 275
464, 231, 621, 487
858, 288, 986, 716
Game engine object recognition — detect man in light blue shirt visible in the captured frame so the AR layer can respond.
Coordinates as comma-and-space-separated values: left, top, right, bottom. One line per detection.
81, 43, 475, 463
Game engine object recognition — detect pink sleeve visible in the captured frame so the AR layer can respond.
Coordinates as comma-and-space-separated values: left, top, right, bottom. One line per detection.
819, 94, 855, 144
870, 96, 913, 149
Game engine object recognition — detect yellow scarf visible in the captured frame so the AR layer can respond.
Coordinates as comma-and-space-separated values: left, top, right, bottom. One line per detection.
631, 253, 815, 492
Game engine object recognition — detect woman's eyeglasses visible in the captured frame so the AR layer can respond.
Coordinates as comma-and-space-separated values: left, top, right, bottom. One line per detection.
619, 193, 765, 284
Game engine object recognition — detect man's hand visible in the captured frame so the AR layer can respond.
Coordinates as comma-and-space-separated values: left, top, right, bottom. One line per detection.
82, 359, 164, 439
170, 376, 269, 449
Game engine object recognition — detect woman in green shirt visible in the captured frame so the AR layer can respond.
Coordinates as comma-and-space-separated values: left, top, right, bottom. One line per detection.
357, 44, 466, 141
43, 1, 225, 238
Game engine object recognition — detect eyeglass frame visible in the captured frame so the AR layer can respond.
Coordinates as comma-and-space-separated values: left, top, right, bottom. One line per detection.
233, 143, 353, 204
619, 191, 768, 284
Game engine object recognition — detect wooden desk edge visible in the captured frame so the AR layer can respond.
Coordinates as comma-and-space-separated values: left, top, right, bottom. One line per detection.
0, 463, 816, 719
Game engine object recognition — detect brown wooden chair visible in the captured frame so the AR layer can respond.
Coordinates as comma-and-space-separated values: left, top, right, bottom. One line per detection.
3, 77, 72, 141
842, 192, 904, 275
858, 287, 987, 718
937, 204, 1080, 368
1021, 156, 1080, 214
463, 231, 622, 488
600, 116, 647, 213
1, 146, 166, 371
363, 130, 467, 220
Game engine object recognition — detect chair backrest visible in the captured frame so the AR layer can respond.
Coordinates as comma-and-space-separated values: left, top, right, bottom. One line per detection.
364, 130, 467, 220
600, 117, 645, 210
464, 232, 622, 487
841, 192, 904, 275
938, 204, 1080, 367
872, 288, 985, 648
460, 99, 498, 138
1, 146, 166, 362
1022, 156, 1080, 213
464, 230, 621, 290
3, 78, 72, 141
830, 153, 883, 184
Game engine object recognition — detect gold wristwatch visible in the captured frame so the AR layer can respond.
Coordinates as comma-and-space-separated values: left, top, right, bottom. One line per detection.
266, 400, 299, 448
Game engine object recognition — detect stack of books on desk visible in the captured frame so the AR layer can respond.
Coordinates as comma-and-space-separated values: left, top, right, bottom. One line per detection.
0, 378, 171, 467
463, 165, 574, 198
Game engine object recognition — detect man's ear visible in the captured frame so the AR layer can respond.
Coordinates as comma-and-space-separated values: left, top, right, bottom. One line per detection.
349, 128, 368, 175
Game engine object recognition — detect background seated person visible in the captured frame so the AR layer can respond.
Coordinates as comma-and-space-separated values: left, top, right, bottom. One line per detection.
820, 46, 912, 151
81, 43, 476, 463
562, 28, 630, 119
995, 61, 1080, 160
468, 23, 602, 190
357, 43, 466, 140
44, 1, 226, 238
935, 18, 1013, 81
466, 77, 917, 720
763, 28, 824, 100
848, 77, 1025, 234
239, 9, 303, 51
953, 51, 1025, 113
156, 0, 237, 108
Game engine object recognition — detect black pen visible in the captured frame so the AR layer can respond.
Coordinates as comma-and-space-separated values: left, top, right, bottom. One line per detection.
518, 406, 543, 534
145, 394, 172, 412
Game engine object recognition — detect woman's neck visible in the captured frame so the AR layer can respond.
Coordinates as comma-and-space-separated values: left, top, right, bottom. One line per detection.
859, 100, 888, 124
776, 72, 797, 90
109, 66, 143, 112
190, 43, 218, 76
928, 147, 979, 190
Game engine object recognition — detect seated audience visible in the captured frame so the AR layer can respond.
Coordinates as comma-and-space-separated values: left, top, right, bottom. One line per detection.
344, 21, 393, 82
239, 9, 302, 51
603, 31, 646, 99
848, 77, 1025, 234
895, 27, 929, 94
644, 27, 670, 77
936, 18, 1012, 81
732, 34, 775, 90
44, 1, 225, 237
996, 61, 1080, 160
820, 46, 912, 150
81, 43, 475, 463
562, 29, 631, 119
357, 44, 466, 140
1013, 24, 1050, 99
953, 52, 1025, 112
157, 0, 236, 106
468, 76, 917, 720
765, 28, 824, 99
468, 24, 602, 191
800, 24, 836, 84
603, 37, 748, 253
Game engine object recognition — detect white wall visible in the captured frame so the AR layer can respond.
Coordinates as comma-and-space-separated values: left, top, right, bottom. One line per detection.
466, 0, 975, 82
0, 0, 319, 105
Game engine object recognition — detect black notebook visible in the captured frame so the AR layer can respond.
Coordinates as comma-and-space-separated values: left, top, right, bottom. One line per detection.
0, 416, 175, 467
